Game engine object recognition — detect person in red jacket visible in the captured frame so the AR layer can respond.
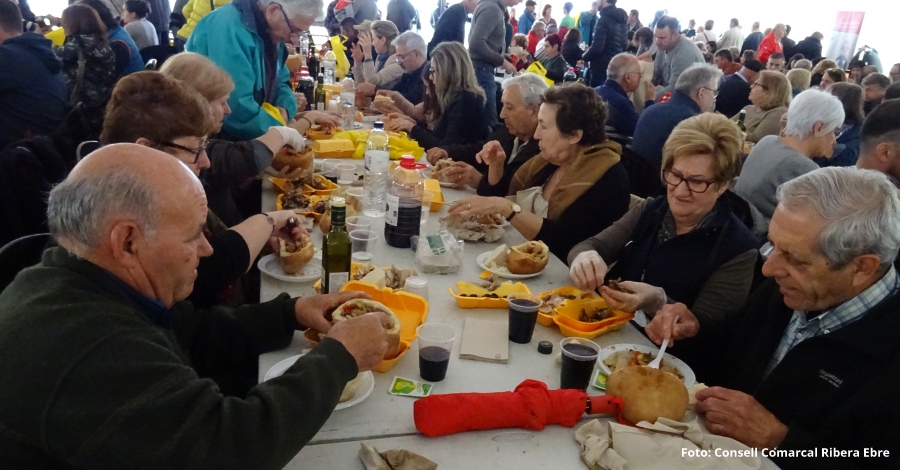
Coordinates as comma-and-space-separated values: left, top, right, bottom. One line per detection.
757, 23, 785, 65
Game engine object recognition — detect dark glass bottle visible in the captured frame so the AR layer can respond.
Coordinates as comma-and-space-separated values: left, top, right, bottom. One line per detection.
322, 198, 351, 293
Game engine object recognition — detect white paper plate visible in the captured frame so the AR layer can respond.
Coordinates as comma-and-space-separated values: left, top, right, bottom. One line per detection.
596, 343, 696, 387
257, 254, 323, 283
476, 250, 544, 279
265, 354, 375, 410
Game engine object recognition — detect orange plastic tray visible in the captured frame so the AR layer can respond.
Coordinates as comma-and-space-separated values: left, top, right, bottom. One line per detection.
276, 193, 330, 221
268, 177, 313, 195
302, 174, 340, 196
448, 281, 531, 309
552, 298, 633, 339
535, 287, 600, 326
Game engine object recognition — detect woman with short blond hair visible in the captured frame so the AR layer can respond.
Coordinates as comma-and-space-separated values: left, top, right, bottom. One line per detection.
786, 68, 810, 97
569, 112, 759, 382
734, 70, 791, 143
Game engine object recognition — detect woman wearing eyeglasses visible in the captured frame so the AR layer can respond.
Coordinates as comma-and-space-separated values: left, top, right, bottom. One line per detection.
733, 70, 791, 144
813, 82, 864, 168
101, 72, 309, 309
568, 113, 759, 382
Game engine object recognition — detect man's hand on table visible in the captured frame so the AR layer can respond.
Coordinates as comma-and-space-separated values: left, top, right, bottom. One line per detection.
356, 82, 377, 97
444, 162, 482, 189
294, 291, 372, 333
328, 312, 390, 371
645, 302, 699, 346
426, 147, 449, 165
599, 281, 666, 315
695, 387, 789, 449
569, 250, 607, 292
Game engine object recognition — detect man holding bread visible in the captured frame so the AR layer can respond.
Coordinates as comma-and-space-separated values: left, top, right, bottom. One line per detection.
0, 144, 392, 469
646, 167, 900, 469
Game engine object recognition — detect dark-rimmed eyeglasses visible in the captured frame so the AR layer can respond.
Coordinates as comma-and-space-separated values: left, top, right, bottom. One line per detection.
751, 82, 769, 91
663, 169, 717, 193
278, 4, 301, 36
158, 140, 208, 163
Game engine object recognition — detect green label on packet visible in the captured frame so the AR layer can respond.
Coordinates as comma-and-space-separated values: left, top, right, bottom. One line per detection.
591, 369, 607, 390
426, 235, 446, 256
389, 376, 433, 397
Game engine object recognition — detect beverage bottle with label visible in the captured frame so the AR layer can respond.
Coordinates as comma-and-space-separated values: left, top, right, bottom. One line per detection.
322, 197, 351, 293
737, 109, 747, 132
323, 50, 337, 84
384, 155, 424, 248
563, 68, 576, 82
315, 73, 327, 110
299, 67, 314, 111
363, 122, 391, 217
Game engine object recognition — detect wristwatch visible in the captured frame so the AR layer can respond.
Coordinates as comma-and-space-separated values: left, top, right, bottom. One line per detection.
506, 203, 521, 222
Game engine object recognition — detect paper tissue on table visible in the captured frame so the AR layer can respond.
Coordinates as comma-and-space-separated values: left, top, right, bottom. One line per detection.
414, 229, 463, 274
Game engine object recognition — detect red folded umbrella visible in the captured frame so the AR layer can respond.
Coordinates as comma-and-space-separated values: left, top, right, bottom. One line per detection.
413, 379, 625, 437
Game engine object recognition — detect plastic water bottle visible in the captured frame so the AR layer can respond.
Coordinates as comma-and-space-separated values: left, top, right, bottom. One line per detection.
299, 34, 309, 59
340, 73, 356, 127
564, 68, 576, 82
323, 50, 337, 84
363, 122, 391, 218
384, 155, 424, 248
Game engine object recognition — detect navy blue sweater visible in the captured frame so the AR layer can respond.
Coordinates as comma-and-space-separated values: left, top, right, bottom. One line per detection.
630, 90, 700, 171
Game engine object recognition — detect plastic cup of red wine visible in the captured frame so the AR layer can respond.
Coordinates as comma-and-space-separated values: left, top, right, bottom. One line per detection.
416, 323, 456, 382
559, 338, 600, 390
507, 293, 542, 344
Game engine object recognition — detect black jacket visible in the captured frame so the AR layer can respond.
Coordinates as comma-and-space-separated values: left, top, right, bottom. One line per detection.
409, 91, 488, 150
582, 4, 626, 86
714, 73, 752, 118
792, 36, 823, 61
427, 2, 467, 57
467, 126, 541, 196
561, 42, 582, 68
711, 278, 900, 470
393, 60, 429, 105
741, 31, 763, 54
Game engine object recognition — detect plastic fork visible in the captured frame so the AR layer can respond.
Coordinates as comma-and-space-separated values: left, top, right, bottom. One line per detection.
648, 315, 679, 369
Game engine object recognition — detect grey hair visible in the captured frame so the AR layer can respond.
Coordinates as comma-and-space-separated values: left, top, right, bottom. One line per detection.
47, 169, 158, 254
784, 88, 844, 138
776, 167, 900, 268
531, 21, 546, 33
793, 59, 812, 70
502, 73, 549, 107
392, 31, 427, 57
674, 63, 722, 95
258, 0, 323, 20
606, 53, 637, 81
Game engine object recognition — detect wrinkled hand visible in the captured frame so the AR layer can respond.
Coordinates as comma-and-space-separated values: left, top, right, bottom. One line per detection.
696, 387, 789, 449
351, 42, 365, 62
426, 147, 449, 165
328, 311, 390, 372
599, 281, 666, 313
502, 60, 517, 75
646, 302, 699, 345
475, 140, 507, 166
267, 209, 308, 241
294, 291, 372, 335
385, 112, 415, 132
449, 195, 512, 218
569, 250, 608, 292
445, 162, 483, 189
358, 32, 373, 58
356, 82, 377, 97
305, 111, 341, 128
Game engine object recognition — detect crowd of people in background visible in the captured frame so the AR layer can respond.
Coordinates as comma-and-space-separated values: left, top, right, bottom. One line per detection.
1, 0, 900, 467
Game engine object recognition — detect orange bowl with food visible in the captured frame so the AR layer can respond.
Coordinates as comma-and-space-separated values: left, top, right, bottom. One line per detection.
535, 287, 600, 326
553, 298, 633, 339
448, 281, 531, 309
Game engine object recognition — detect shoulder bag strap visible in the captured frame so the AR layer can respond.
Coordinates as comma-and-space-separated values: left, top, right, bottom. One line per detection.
209, 0, 216, 12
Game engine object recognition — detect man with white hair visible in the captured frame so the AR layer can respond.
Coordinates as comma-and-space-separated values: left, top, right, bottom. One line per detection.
632, 63, 722, 170
594, 53, 655, 136
390, 30, 428, 105
757, 22, 786, 65
647, 167, 900, 468
856, 99, 900, 183
425, 73, 546, 194
186, 0, 322, 139
735, 89, 844, 221
0, 144, 390, 468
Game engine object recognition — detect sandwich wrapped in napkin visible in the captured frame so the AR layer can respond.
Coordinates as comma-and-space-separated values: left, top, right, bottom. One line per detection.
440, 214, 505, 242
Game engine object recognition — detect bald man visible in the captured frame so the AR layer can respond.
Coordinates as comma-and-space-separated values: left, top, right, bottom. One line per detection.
594, 53, 656, 136
0, 144, 390, 469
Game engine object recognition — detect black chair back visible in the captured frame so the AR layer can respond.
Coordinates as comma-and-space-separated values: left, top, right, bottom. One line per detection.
620, 146, 664, 198
0, 233, 50, 293
139, 44, 177, 68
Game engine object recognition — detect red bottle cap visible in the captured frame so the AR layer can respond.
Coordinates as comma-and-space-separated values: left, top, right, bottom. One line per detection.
400, 155, 417, 169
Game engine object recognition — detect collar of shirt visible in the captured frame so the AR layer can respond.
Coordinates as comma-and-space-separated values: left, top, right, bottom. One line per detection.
765, 265, 900, 376
509, 137, 528, 163
83, 260, 173, 329
735, 71, 749, 83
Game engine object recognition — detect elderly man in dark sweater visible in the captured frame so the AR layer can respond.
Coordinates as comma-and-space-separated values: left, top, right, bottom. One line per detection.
0, 144, 390, 469
594, 53, 655, 137
647, 168, 900, 470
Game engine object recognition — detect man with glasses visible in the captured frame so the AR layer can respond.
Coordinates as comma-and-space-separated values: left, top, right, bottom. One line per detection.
594, 53, 656, 137
390, 31, 429, 105
632, 63, 722, 171
651, 15, 705, 100
715, 59, 763, 118
186, 0, 322, 140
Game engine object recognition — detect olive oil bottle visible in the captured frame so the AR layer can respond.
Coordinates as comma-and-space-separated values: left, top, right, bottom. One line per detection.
315, 73, 327, 111
322, 198, 351, 293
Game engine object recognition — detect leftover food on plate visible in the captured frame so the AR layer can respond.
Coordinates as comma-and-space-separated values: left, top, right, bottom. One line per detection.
279, 232, 314, 274
538, 290, 595, 314
455, 275, 516, 297
603, 349, 685, 381
332, 299, 402, 358
282, 191, 312, 211
579, 306, 614, 323
351, 264, 417, 290
441, 213, 505, 242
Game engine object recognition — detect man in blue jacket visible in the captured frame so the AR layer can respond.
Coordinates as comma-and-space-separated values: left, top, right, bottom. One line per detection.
517, 0, 535, 39
0, 0, 66, 150
631, 63, 721, 171
594, 53, 655, 137
187, 0, 316, 140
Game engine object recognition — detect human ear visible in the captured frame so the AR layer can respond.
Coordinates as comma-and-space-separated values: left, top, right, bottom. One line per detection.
109, 222, 144, 267
850, 254, 883, 287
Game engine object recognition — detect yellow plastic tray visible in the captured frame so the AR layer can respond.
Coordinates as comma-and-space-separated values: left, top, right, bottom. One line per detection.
302, 174, 340, 196
535, 287, 600, 327
448, 281, 531, 309
276, 193, 330, 221
552, 298, 634, 339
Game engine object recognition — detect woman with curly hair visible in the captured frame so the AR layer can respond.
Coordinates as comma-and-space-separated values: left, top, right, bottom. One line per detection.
448, 83, 631, 260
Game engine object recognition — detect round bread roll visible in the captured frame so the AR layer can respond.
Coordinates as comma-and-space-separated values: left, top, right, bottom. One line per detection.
506, 241, 549, 274
339, 373, 364, 403
606, 365, 689, 424
332, 299, 402, 359
306, 127, 342, 141
272, 146, 313, 172
279, 235, 314, 274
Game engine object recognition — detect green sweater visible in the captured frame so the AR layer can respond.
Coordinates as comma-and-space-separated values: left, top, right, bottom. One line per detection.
0, 247, 358, 469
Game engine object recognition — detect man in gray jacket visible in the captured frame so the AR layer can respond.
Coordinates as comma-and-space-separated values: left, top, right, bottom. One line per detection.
468, 0, 519, 127
652, 16, 704, 99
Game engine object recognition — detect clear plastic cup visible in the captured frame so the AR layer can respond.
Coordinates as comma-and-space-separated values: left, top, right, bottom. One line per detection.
420, 191, 435, 225
403, 276, 429, 301
559, 338, 600, 390
321, 159, 339, 182
345, 188, 368, 216
349, 229, 378, 262
346, 215, 372, 233
336, 163, 356, 185
416, 323, 456, 382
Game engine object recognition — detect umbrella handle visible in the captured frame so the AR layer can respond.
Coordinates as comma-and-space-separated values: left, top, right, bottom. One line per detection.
586, 395, 633, 427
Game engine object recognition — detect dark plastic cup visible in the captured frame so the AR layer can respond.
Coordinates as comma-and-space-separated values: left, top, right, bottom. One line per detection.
559, 338, 600, 390
507, 293, 542, 344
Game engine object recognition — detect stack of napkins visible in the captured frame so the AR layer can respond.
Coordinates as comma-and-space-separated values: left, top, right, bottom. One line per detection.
459, 317, 508, 364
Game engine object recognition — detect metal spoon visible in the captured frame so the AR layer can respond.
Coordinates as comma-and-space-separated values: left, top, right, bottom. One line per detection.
648, 315, 680, 369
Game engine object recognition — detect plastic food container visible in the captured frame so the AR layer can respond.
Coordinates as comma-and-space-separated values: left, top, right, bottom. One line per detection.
552, 298, 634, 339
535, 287, 600, 326
276, 193, 330, 222
448, 281, 531, 309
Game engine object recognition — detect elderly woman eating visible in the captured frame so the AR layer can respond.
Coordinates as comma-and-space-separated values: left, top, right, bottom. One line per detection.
568, 113, 759, 381
449, 83, 631, 260
734, 70, 791, 143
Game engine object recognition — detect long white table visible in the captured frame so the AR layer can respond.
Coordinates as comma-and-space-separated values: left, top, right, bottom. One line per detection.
258, 162, 779, 469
